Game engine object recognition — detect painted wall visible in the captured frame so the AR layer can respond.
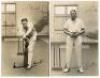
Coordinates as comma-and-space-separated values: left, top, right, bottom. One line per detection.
16, 2, 48, 36
50, 1, 98, 42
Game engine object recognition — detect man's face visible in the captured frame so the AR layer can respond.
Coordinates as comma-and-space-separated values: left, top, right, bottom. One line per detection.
70, 10, 77, 20
21, 21, 28, 28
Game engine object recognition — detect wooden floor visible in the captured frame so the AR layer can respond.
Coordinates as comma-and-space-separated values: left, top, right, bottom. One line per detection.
1, 39, 49, 76
50, 44, 98, 76
1, 38, 98, 76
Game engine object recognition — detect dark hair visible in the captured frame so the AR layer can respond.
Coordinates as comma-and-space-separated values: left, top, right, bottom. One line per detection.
21, 18, 28, 22
70, 9, 77, 14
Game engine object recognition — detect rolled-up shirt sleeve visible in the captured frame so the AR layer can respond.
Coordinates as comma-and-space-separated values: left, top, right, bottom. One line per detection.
79, 20, 85, 34
25, 23, 35, 37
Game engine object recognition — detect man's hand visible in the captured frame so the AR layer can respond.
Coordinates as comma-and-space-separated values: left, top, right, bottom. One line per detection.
22, 35, 29, 43
64, 29, 73, 37
70, 32, 79, 38
71, 30, 85, 38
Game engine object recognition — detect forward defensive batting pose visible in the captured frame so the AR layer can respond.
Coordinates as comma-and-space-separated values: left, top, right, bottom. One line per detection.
63, 10, 85, 73
21, 18, 37, 69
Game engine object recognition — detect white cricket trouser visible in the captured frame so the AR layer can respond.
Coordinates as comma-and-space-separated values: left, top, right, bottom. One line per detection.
65, 35, 83, 68
28, 31, 37, 66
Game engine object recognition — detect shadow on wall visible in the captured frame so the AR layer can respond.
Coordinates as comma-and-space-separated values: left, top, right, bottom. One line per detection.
34, 15, 49, 33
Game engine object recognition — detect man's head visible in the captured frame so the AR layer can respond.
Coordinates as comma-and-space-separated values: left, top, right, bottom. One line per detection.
21, 18, 28, 28
70, 9, 77, 21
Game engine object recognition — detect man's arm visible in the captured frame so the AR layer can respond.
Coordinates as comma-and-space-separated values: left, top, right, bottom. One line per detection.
74, 19, 85, 37
23, 27, 34, 44
74, 28, 85, 37
64, 28, 72, 36
26, 26, 33, 37
77, 20, 85, 35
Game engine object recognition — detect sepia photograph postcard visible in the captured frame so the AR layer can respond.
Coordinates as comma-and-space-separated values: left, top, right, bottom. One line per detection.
0, 0, 99, 77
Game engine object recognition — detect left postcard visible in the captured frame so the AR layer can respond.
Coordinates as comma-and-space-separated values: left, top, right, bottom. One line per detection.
1, 1, 49, 76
